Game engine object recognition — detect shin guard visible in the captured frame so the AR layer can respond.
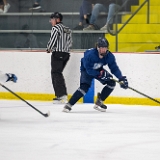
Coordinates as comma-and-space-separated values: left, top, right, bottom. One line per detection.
69, 83, 90, 105
100, 81, 116, 101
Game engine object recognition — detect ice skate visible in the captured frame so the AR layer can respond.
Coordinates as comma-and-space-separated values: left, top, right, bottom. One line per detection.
93, 92, 107, 112
62, 103, 72, 113
53, 95, 68, 104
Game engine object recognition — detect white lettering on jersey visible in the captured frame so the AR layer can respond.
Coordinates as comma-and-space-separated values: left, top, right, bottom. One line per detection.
93, 63, 103, 70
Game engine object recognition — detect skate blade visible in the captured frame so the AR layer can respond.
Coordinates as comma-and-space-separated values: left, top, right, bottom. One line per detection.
62, 108, 70, 113
53, 100, 68, 104
93, 105, 106, 112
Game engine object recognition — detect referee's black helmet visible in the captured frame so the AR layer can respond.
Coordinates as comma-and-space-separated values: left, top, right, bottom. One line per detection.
50, 12, 63, 21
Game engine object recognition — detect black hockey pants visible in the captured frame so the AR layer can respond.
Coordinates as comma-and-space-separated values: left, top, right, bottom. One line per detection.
51, 51, 70, 97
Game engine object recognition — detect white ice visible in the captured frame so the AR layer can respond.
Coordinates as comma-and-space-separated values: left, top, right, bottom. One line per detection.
0, 100, 160, 160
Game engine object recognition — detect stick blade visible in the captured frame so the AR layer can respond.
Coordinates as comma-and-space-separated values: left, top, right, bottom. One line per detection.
44, 111, 50, 117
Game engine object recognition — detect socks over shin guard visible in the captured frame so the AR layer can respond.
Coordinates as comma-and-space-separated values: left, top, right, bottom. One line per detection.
69, 84, 90, 106
100, 83, 115, 101
69, 88, 85, 106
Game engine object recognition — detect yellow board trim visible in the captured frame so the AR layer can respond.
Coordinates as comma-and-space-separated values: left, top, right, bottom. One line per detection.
0, 92, 160, 106
103, 97, 160, 106
0, 92, 83, 103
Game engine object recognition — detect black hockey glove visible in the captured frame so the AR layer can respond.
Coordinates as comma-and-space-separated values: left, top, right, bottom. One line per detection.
6, 73, 17, 83
98, 69, 113, 81
119, 76, 128, 89
46, 49, 50, 53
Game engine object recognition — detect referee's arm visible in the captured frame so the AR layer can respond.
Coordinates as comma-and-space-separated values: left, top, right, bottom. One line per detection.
47, 28, 58, 52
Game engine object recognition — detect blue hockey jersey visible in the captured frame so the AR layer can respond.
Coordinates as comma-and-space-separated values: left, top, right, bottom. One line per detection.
81, 48, 122, 79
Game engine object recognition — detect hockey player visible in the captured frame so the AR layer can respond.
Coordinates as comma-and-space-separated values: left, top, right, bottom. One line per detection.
0, 71, 17, 83
63, 37, 128, 113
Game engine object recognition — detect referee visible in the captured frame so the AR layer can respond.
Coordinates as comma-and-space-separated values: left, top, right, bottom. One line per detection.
46, 12, 72, 104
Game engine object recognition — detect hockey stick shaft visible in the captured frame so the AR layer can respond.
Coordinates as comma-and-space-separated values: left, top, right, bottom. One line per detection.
0, 83, 50, 117
112, 78, 160, 105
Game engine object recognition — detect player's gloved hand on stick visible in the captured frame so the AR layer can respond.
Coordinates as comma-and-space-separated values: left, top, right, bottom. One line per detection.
98, 69, 113, 81
6, 73, 17, 83
119, 76, 128, 89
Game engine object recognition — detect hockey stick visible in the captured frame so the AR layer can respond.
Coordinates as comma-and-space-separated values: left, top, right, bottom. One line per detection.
0, 83, 50, 117
111, 78, 160, 105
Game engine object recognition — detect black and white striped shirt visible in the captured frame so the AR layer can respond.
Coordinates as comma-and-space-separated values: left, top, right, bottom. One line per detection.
47, 22, 72, 52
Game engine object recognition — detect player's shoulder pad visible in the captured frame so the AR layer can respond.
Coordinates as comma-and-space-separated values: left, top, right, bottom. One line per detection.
85, 48, 95, 52
84, 48, 96, 57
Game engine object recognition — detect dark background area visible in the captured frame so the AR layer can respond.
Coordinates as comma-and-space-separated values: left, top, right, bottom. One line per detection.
0, 0, 139, 49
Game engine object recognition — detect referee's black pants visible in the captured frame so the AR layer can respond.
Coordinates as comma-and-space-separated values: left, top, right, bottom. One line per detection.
51, 51, 70, 97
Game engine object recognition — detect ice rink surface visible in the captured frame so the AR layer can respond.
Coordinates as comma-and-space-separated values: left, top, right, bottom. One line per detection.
0, 100, 160, 160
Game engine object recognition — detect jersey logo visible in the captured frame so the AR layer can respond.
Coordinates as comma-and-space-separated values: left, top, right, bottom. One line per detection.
93, 63, 103, 70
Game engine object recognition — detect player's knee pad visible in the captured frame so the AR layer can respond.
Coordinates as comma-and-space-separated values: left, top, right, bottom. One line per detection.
106, 80, 116, 89
79, 83, 90, 95
68, 83, 90, 106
